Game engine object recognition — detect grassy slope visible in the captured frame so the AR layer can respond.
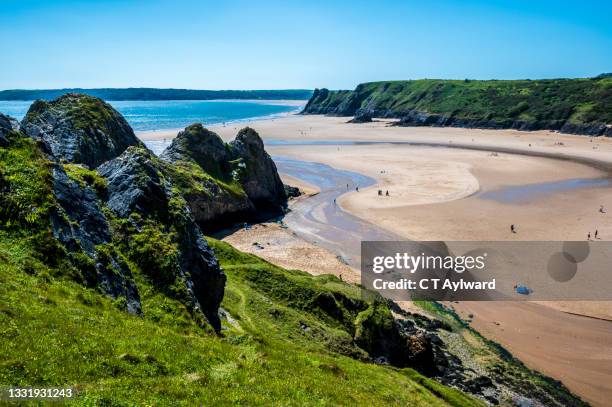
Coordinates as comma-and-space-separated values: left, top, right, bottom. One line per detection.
0, 232, 483, 406
306, 78, 612, 126
0, 137, 481, 405
0, 131, 583, 406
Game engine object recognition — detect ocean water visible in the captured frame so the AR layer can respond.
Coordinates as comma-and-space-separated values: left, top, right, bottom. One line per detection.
0, 100, 303, 132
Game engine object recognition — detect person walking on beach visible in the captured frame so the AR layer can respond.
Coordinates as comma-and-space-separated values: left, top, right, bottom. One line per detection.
346, 183, 349, 190
385, 190, 389, 196
595, 229, 598, 239
356, 186, 359, 192
587, 232, 591, 240
511, 224, 516, 234
600, 205, 606, 213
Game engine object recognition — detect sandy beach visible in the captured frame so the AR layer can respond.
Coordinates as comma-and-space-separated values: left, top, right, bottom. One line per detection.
139, 114, 612, 406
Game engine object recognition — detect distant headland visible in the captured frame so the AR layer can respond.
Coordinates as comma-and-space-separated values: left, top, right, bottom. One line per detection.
0, 88, 313, 101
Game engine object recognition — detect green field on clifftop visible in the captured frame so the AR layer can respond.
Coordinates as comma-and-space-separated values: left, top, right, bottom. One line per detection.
304, 77, 612, 131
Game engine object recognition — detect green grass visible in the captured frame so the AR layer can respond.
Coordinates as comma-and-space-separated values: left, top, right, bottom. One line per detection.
63, 163, 108, 198
305, 77, 612, 127
0, 124, 583, 406
166, 159, 247, 200
0, 132, 54, 230
0, 233, 484, 406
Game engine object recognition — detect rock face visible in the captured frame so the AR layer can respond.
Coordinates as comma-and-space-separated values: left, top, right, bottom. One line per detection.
0, 113, 20, 147
229, 127, 287, 210
98, 147, 226, 330
97, 147, 168, 219
161, 124, 232, 176
50, 165, 142, 314
161, 124, 287, 230
354, 303, 435, 371
21, 94, 144, 168
393, 110, 612, 137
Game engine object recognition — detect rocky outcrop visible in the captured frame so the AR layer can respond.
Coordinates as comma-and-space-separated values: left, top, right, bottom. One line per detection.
50, 165, 142, 314
97, 147, 168, 219
161, 124, 287, 230
98, 147, 226, 330
284, 184, 301, 199
21, 94, 144, 168
354, 303, 436, 372
347, 112, 372, 123
0, 113, 19, 147
161, 124, 232, 176
13, 95, 233, 328
229, 127, 286, 211
161, 124, 254, 229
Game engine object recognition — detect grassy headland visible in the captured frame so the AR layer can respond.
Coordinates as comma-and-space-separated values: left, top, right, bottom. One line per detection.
303, 77, 612, 136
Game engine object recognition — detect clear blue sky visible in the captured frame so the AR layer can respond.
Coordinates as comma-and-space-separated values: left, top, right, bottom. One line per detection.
1, 0, 611, 90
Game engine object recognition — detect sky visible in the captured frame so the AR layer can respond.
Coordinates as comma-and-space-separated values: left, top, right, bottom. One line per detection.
1, 0, 611, 90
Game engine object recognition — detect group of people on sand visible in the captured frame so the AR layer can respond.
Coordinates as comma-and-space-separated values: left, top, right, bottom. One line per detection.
587, 230, 599, 241
377, 189, 390, 196
588, 205, 607, 240
510, 204, 606, 239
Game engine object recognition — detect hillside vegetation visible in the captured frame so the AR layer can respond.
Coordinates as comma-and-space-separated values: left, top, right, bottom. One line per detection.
0, 96, 588, 405
303, 78, 612, 136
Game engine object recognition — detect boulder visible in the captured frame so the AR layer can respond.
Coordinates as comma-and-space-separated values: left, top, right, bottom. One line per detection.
161, 124, 290, 230
348, 112, 373, 123
21, 93, 144, 168
284, 184, 301, 199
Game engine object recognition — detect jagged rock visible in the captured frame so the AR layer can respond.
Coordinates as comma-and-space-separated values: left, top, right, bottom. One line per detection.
161, 124, 254, 229
161, 123, 231, 176
99, 147, 226, 330
161, 124, 287, 230
21, 94, 144, 168
229, 127, 287, 211
175, 213, 226, 331
97, 147, 168, 218
0, 113, 19, 147
50, 165, 141, 314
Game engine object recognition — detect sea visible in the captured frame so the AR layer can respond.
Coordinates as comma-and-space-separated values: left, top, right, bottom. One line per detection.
0, 99, 303, 132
